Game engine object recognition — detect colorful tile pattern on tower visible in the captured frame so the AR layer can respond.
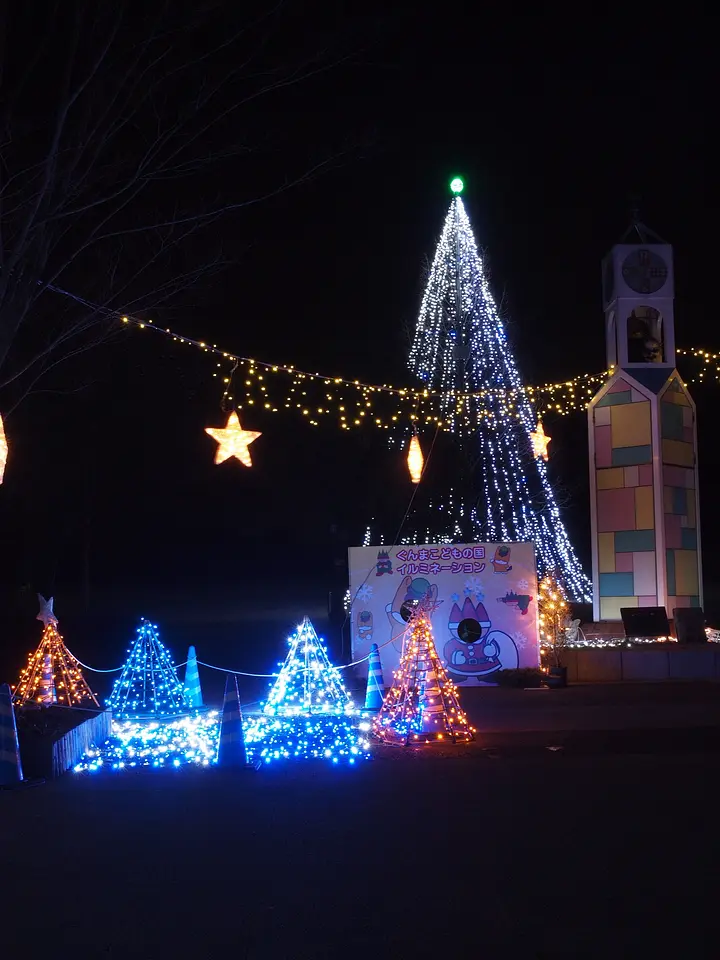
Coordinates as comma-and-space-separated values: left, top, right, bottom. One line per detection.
591, 373, 701, 620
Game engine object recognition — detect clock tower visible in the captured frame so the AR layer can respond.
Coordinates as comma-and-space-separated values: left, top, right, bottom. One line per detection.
588, 219, 702, 623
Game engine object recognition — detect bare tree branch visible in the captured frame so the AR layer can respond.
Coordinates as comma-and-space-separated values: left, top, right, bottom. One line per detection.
0, 1, 372, 406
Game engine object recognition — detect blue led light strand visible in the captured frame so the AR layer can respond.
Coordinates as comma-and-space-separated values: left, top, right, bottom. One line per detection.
107, 619, 190, 720
263, 617, 355, 717
74, 712, 221, 773
243, 617, 371, 764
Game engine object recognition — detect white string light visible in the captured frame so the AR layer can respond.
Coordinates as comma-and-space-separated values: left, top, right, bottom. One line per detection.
405, 195, 592, 601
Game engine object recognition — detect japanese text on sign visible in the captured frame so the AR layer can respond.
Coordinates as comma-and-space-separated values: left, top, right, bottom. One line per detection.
397, 561, 486, 576
395, 546, 485, 563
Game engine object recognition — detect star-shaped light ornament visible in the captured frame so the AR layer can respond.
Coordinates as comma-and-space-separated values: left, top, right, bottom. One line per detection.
205, 411, 262, 467
36, 594, 58, 626
530, 420, 551, 460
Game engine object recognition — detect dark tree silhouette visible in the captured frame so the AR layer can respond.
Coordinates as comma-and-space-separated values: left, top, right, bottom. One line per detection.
0, 2, 364, 407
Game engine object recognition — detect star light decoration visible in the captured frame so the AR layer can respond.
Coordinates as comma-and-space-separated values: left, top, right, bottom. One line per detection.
530, 420, 551, 460
205, 411, 261, 467
36, 594, 58, 626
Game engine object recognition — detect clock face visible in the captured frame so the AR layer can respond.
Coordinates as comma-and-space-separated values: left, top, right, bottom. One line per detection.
621, 249, 668, 294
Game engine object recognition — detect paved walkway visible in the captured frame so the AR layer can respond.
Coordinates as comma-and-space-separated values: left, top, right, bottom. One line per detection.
436, 681, 720, 755
2, 751, 716, 957
460, 681, 720, 732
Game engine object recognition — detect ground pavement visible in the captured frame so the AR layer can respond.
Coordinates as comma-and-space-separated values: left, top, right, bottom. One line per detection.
453, 680, 720, 754
2, 682, 719, 959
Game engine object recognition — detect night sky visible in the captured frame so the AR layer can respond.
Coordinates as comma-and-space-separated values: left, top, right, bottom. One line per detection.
0, 7, 709, 689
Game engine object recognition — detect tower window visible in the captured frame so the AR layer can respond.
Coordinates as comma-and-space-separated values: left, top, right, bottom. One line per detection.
627, 306, 664, 363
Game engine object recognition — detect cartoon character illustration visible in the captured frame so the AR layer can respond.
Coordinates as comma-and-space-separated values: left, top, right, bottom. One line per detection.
444, 596, 519, 681
375, 550, 393, 577
356, 609, 373, 650
497, 591, 533, 615
492, 545, 513, 574
386, 575, 438, 653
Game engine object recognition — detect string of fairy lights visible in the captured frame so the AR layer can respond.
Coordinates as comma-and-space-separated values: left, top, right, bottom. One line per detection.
2, 282, 714, 495
117, 313, 720, 431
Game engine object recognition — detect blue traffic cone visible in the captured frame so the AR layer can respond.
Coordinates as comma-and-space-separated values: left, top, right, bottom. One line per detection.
217, 674, 249, 767
184, 645, 203, 708
0, 683, 24, 787
364, 643, 385, 712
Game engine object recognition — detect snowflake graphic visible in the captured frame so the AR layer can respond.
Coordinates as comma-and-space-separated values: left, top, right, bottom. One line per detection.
516, 579, 529, 592
513, 632, 528, 650
356, 584, 373, 603
450, 592, 461, 604
464, 577, 483, 599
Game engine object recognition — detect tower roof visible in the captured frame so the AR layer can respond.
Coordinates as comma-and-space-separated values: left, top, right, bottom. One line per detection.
618, 210, 666, 245
623, 367, 674, 395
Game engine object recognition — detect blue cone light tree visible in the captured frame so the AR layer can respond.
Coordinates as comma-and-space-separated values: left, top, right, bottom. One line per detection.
263, 616, 355, 717
108, 620, 189, 720
243, 617, 371, 764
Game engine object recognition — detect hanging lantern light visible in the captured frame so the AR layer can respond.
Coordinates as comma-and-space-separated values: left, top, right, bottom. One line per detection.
0, 413, 7, 484
407, 435, 424, 483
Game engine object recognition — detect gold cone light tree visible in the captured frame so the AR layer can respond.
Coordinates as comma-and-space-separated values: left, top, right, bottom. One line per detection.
12, 596, 99, 708
372, 600, 474, 745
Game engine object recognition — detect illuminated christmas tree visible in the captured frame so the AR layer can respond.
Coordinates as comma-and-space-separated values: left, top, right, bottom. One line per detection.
108, 619, 189, 720
389, 177, 591, 600
263, 616, 355, 717
372, 601, 474, 745
537, 574, 571, 668
243, 617, 371, 764
13, 595, 99, 708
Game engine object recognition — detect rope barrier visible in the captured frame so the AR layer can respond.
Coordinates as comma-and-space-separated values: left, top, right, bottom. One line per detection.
196, 660, 278, 678
67, 626, 394, 680
69, 655, 123, 673
337, 630, 404, 669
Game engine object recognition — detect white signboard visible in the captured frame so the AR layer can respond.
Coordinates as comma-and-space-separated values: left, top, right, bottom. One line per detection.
349, 542, 539, 686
